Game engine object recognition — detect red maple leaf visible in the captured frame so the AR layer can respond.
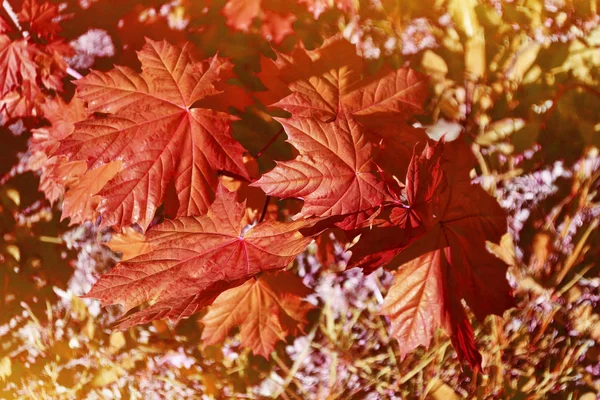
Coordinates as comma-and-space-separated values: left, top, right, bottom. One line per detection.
58, 39, 249, 229
253, 38, 429, 224
201, 270, 314, 358
84, 185, 314, 329
0, 35, 38, 98
254, 111, 391, 220
29, 97, 87, 204
349, 140, 445, 271
350, 138, 513, 368
18, 0, 61, 39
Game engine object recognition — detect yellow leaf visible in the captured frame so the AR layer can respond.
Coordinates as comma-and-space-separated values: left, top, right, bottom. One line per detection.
447, 0, 480, 38
0, 357, 11, 382
5, 245, 20, 262
465, 32, 486, 79
92, 365, 124, 387
477, 118, 526, 146
421, 50, 448, 76
109, 331, 126, 353
5, 189, 20, 206
71, 295, 88, 322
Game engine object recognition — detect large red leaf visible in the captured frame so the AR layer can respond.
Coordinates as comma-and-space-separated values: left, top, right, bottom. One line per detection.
254, 111, 390, 219
58, 39, 249, 229
253, 38, 429, 223
84, 186, 314, 329
201, 270, 314, 358
351, 138, 513, 368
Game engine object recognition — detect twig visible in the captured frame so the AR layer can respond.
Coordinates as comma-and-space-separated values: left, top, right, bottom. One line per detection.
258, 196, 271, 223
2, 0, 23, 33
256, 127, 284, 158
272, 323, 318, 398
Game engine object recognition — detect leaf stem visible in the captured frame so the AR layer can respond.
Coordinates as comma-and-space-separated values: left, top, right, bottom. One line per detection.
256, 127, 284, 158
2, 0, 23, 33
259, 196, 271, 223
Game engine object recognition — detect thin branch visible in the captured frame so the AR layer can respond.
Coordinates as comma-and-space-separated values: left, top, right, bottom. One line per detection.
256, 127, 284, 158
259, 196, 271, 223
2, 0, 23, 34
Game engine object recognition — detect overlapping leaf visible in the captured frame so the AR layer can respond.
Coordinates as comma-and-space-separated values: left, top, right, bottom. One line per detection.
58, 39, 249, 229
0, 35, 38, 98
201, 270, 314, 358
254, 38, 429, 223
349, 140, 445, 271
105, 227, 154, 261
351, 138, 513, 368
84, 186, 314, 329
18, 0, 61, 39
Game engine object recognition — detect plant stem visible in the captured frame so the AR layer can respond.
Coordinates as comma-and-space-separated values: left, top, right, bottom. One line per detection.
256, 127, 284, 158
259, 196, 271, 223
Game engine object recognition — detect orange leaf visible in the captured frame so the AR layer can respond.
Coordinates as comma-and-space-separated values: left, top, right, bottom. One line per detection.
201, 270, 313, 358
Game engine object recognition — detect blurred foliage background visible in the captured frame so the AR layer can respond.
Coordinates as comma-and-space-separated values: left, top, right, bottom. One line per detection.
1, 0, 600, 398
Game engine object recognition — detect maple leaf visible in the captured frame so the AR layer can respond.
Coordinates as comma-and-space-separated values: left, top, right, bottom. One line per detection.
261, 11, 296, 44
105, 227, 154, 261
254, 111, 390, 219
61, 161, 122, 225
351, 138, 513, 368
31, 97, 87, 155
58, 39, 249, 229
84, 185, 314, 328
37, 41, 72, 92
349, 140, 445, 271
222, 0, 261, 32
0, 35, 38, 98
0, 81, 42, 122
253, 38, 429, 223
259, 38, 428, 123
18, 0, 61, 39
29, 97, 87, 204
201, 270, 314, 358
